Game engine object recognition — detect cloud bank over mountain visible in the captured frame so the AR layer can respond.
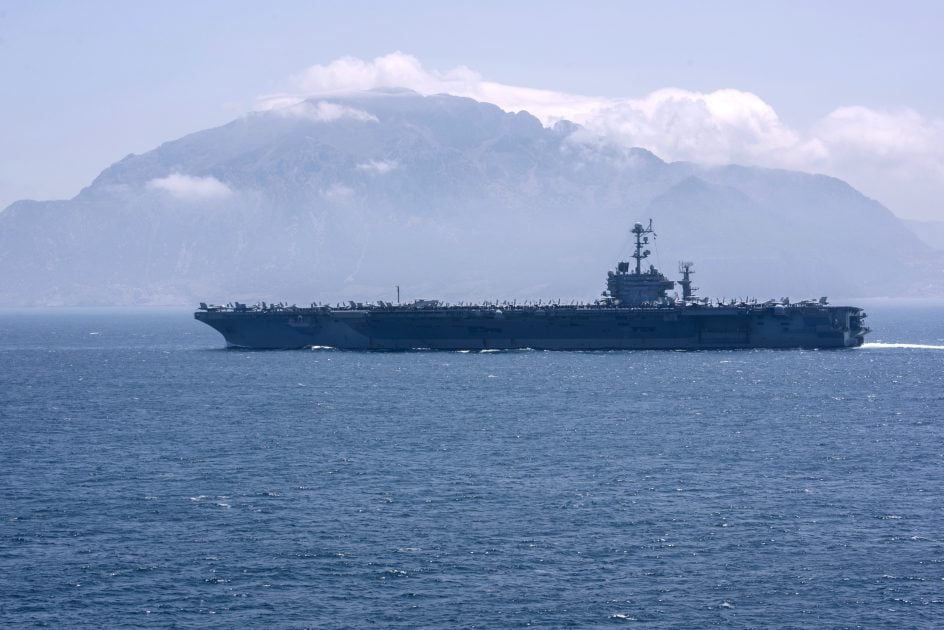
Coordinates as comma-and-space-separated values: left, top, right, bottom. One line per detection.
258, 98, 380, 124
147, 174, 233, 201
264, 52, 943, 219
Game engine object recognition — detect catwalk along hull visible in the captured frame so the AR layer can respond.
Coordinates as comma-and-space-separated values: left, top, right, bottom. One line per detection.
194, 304, 868, 350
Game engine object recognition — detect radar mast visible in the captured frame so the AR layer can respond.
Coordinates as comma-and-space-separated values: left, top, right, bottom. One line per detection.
678, 262, 697, 299
631, 220, 655, 275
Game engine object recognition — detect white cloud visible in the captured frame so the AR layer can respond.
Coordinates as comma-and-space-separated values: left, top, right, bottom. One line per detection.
255, 96, 378, 123
320, 183, 355, 203
273, 52, 944, 218
147, 173, 232, 201
814, 107, 944, 168
811, 107, 944, 215
295, 52, 454, 95
290, 52, 599, 126
575, 89, 829, 168
281, 52, 825, 167
254, 93, 307, 112
356, 159, 398, 175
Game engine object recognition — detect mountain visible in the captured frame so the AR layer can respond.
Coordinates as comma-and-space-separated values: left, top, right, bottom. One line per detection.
904, 219, 944, 252
0, 89, 939, 306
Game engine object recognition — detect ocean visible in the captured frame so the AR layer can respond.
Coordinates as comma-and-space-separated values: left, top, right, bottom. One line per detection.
1, 301, 942, 628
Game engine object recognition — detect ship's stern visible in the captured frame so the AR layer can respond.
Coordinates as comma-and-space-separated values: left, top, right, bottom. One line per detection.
849, 308, 869, 347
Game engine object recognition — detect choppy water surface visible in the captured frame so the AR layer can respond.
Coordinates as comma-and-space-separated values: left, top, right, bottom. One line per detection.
1, 302, 943, 628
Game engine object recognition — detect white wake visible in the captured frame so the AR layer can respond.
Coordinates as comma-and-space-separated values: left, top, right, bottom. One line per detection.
860, 342, 944, 350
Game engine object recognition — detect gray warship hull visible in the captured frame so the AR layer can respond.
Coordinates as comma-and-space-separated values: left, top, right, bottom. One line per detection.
195, 220, 869, 350
194, 303, 868, 350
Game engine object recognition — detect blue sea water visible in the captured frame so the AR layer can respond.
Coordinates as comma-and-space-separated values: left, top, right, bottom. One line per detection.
1, 302, 943, 628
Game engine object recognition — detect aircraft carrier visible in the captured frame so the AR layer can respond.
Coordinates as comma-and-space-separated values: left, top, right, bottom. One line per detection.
194, 221, 869, 350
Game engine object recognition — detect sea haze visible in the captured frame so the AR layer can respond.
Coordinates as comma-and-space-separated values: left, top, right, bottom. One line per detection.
1, 302, 943, 627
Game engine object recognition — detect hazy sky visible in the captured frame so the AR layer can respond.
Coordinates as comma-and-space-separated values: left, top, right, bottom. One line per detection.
2, 0, 942, 219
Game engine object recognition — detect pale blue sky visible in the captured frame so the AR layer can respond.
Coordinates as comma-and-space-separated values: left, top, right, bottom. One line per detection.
2, 0, 942, 217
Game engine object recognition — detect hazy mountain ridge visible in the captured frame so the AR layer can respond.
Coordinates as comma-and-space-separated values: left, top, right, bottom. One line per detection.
904, 219, 944, 251
1, 90, 939, 306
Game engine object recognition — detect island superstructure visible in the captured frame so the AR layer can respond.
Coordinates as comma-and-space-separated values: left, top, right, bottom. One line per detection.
195, 221, 869, 350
